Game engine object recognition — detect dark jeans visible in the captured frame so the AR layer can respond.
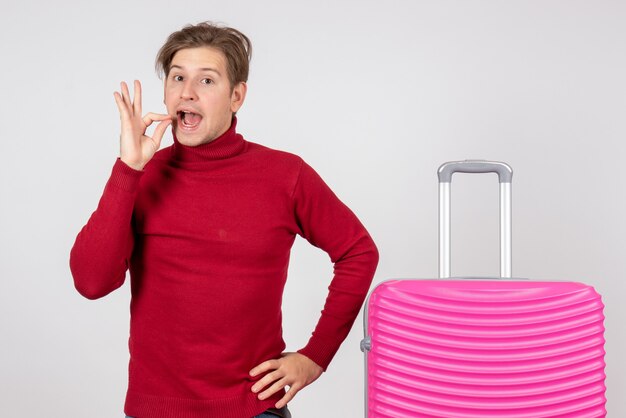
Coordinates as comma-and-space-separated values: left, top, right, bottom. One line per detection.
126, 405, 292, 418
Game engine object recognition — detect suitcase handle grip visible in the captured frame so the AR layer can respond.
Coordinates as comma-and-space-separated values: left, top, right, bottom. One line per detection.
438, 160, 513, 183
437, 160, 513, 279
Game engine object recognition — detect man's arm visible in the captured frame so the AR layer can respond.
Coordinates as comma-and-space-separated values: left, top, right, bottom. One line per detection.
70, 159, 141, 299
291, 160, 379, 369
249, 159, 379, 408
69, 80, 171, 299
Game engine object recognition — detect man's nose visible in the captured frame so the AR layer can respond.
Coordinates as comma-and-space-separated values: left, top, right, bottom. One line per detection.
180, 81, 197, 100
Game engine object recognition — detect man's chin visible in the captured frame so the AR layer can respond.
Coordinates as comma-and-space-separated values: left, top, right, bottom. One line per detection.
175, 128, 209, 147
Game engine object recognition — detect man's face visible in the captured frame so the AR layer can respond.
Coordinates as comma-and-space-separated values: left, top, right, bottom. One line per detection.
164, 46, 246, 146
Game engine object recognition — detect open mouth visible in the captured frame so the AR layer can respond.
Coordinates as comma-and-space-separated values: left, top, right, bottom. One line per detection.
177, 111, 203, 131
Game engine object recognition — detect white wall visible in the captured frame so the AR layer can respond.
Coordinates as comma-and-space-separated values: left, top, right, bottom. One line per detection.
1, 0, 624, 416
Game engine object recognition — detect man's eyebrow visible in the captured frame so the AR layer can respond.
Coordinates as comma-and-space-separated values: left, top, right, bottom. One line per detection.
170, 64, 221, 75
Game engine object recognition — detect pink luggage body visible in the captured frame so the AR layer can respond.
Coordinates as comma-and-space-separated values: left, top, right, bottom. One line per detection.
361, 161, 606, 417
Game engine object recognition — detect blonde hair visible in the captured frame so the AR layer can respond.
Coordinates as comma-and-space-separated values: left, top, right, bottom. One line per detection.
155, 21, 252, 90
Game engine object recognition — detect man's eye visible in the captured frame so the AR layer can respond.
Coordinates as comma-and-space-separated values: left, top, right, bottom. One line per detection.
201, 78, 213, 85
173, 75, 183, 81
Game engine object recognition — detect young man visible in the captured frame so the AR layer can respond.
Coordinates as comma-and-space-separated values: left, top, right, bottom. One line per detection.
70, 22, 378, 418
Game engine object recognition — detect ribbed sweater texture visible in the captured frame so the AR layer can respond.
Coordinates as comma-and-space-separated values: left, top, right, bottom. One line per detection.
69, 118, 379, 418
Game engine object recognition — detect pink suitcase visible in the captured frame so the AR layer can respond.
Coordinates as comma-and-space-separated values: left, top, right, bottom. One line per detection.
361, 161, 606, 417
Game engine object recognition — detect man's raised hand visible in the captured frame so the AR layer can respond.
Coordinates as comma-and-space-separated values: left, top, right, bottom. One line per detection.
113, 80, 172, 171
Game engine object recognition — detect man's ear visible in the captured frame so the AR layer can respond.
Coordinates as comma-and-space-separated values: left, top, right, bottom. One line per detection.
230, 82, 247, 113
163, 78, 167, 105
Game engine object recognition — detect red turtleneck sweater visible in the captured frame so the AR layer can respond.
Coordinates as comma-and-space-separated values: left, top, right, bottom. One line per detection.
69, 118, 379, 418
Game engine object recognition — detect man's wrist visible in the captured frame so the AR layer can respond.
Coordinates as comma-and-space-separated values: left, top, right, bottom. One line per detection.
120, 157, 144, 171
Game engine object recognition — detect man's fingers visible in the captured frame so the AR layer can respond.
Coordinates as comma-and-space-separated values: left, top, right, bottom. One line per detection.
121, 81, 132, 110
113, 92, 130, 120
258, 377, 289, 401
252, 369, 282, 393
142, 112, 172, 127
151, 119, 172, 147
249, 353, 311, 407
133, 80, 142, 116
275, 383, 301, 409
250, 359, 281, 377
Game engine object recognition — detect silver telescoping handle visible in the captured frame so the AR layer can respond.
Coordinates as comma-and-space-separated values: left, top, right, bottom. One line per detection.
437, 160, 513, 279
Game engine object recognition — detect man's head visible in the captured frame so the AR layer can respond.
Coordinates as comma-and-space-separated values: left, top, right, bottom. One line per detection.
156, 22, 252, 146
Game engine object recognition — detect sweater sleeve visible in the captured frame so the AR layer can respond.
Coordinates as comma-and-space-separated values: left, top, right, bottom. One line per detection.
292, 160, 379, 371
69, 158, 143, 300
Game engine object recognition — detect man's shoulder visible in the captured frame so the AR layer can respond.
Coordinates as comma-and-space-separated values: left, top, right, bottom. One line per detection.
153, 145, 174, 160
246, 141, 304, 169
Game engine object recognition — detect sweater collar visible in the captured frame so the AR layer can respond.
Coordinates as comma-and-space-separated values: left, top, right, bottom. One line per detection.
172, 117, 246, 162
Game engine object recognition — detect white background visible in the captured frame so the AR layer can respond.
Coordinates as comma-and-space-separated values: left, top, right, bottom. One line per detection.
1, 0, 624, 416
